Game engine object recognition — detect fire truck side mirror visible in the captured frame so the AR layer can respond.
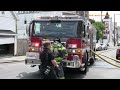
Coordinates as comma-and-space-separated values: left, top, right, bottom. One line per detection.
83, 25, 86, 37
81, 24, 86, 37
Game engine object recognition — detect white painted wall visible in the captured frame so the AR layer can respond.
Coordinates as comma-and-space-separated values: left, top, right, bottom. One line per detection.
0, 11, 17, 55
0, 11, 16, 32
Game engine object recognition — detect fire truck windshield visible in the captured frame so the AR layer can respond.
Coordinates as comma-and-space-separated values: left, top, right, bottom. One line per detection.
32, 21, 79, 38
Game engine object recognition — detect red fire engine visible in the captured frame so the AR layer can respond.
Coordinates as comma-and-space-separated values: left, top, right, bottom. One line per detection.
25, 15, 96, 73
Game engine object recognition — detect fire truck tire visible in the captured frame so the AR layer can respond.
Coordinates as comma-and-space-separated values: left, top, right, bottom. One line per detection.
88, 49, 95, 65
25, 59, 27, 64
38, 65, 41, 71
80, 53, 88, 74
89, 58, 94, 66
94, 48, 96, 59
116, 56, 118, 60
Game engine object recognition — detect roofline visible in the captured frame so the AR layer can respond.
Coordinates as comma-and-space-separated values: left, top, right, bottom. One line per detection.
10, 11, 19, 21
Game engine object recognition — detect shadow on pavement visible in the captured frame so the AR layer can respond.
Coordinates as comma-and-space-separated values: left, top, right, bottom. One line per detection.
17, 68, 90, 79
64, 68, 89, 79
16, 70, 41, 79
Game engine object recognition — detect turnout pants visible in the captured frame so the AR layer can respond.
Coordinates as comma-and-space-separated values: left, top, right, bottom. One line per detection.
55, 62, 65, 79
40, 66, 58, 79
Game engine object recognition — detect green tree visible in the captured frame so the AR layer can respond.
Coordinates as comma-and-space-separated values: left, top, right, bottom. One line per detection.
93, 21, 105, 43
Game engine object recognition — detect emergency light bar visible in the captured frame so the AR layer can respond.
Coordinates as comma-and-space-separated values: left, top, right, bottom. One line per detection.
34, 15, 84, 20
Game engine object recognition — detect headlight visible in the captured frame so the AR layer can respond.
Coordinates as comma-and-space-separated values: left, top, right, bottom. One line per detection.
32, 48, 35, 51
75, 49, 81, 53
67, 49, 81, 53
72, 50, 76, 53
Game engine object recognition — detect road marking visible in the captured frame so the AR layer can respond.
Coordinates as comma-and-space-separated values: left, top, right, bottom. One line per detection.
91, 50, 120, 68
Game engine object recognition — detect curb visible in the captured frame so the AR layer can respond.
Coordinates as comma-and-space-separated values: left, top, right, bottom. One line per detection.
0, 60, 25, 64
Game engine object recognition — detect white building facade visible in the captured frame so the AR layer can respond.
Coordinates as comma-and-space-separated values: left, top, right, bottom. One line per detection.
103, 18, 112, 34
0, 11, 19, 55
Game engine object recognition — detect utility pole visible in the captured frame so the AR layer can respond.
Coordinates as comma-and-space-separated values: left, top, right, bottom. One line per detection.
101, 11, 102, 22
84, 11, 86, 17
114, 14, 116, 46
113, 14, 120, 46
117, 27, 118, 45
101, 11, 103, 43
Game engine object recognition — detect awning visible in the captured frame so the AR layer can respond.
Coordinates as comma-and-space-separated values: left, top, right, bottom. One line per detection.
0, 30, 17, 36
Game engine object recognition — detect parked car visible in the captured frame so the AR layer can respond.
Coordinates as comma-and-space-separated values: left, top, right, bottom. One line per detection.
103, 35, 107, 39
117, 41, 120, 46
100, 43, 108, 50
116, 48, 120, 59
96, 43, 102, 51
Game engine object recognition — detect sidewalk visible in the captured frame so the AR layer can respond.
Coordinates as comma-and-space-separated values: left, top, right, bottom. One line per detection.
0, 55, 26, 64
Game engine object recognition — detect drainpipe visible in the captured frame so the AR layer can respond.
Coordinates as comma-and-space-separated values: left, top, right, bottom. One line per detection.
14, 19, 17, 56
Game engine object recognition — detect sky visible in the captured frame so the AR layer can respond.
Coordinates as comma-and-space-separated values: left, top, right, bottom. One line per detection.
89, 11, 120, 26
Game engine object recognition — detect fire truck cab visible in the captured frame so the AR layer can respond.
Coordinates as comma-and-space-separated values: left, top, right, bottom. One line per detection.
25, 15, 96, 74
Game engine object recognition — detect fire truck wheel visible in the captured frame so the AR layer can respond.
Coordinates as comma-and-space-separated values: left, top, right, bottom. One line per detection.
25, 59, 27, 64
89, 58, 94, 66
93, 48, 96, 60
80, 53, 88, 74
38, 65, 41, 71
88, 49, 95, 65
116, 56, 118, 60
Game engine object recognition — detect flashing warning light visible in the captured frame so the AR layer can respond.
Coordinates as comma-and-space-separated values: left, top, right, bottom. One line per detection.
68, 44, 77, 48
77, 49, 81, 53
72, 44, 77, 48
35, 43, 39, 47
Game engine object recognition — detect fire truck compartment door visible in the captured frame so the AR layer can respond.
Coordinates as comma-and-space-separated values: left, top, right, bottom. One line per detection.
25, 52, 41, 65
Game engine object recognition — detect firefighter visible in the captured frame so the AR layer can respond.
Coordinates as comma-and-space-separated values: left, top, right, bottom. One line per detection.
51, 38, 68, 79
40, 42, 60, 79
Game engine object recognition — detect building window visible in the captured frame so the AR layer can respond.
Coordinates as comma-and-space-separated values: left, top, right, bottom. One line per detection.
1, 11, 5, 14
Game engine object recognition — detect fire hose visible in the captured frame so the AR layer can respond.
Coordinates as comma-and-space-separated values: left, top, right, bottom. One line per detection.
91, 50, 120, 68
98, 53, 120, 63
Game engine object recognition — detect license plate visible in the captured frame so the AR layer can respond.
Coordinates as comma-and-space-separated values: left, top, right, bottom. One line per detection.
25, 59, 41, 65
26, 52, 39, 60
